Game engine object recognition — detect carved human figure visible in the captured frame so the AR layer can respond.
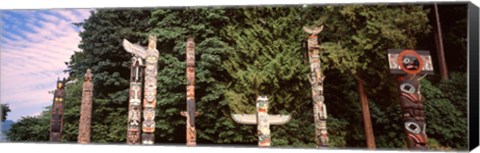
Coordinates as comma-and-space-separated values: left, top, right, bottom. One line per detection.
50, 78, 66, 142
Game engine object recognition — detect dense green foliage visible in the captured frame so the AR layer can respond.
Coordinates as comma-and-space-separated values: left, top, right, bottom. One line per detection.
148, 8, 257, 144
7, 114, 50, 141
7, 4, 468, 151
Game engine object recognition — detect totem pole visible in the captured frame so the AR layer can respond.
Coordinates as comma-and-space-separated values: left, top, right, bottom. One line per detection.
232, 96, 291, 147
50, 78, 66, 142
78, 69, 94, 144
387, 49, 434, 150
180, 37, 199, 146
123, 35, 159, 145
303, 25, 328, 148
126, 57, 144, 144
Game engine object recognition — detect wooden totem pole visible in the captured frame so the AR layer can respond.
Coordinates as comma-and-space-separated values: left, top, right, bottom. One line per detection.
303, 25, 328, 148
123, 35, 159, 145
387, 49, 434, 150
78, 69, 94, 144
232, 96, 291, 147
180, 37, 199, 146
126, 56, 144, 144
50, 78, 66, 142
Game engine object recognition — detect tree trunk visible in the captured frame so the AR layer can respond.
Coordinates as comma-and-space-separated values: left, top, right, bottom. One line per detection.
356, 76, 376, 149
434, 3, 449, 80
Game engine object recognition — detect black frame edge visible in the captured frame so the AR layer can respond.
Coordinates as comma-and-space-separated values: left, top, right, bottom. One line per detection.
468, 2, 479, 151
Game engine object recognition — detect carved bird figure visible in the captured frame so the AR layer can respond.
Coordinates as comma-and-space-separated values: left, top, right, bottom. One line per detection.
303, 25, 324, 36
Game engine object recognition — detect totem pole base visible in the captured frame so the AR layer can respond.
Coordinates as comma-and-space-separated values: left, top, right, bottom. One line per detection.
142, 133, 155, 145
186, 141, 196, 146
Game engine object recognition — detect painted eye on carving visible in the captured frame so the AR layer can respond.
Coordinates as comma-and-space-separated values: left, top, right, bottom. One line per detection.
146, 57, 156, 63
400, 83, 416, 94
405, 122, 421, 134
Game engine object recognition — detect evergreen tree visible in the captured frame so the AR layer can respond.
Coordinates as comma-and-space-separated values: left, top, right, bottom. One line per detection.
1, 104, 11, 122
68, 9, 152, 142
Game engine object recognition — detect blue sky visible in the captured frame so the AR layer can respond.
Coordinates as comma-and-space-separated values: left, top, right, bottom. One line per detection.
1, 9, 92, 122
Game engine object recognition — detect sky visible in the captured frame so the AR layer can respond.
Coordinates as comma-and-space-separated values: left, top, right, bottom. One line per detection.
1, 9, 93, 122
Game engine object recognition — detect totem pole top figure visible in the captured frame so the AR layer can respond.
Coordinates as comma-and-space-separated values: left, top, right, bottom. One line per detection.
84, 69, 93, 82
303, 25, 324, 49
303, 25, 324, 37
232, 96, 291, 147
148, 35, 157, 50
53, 78, 66, 104
123, 35, 158, 59
56, 78, 66, 90
387, 49, 434, 75
231, 96, 291, 125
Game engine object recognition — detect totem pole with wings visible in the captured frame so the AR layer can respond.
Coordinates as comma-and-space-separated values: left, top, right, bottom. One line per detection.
123, 35, 159, 145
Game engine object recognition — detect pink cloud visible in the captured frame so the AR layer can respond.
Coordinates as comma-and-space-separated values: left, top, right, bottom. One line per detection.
39, 13, 60, 23
52, 9, 88, 23
75, 9, 92, 19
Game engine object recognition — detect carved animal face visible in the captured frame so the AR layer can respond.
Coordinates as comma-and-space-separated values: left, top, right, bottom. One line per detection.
401, 55, 420, 71
57, 82, 63, 89
256, 98, 268, 113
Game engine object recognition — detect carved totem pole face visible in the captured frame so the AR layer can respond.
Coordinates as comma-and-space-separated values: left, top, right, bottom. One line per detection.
388, 49, 434, 75
57, 81, 63, 90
